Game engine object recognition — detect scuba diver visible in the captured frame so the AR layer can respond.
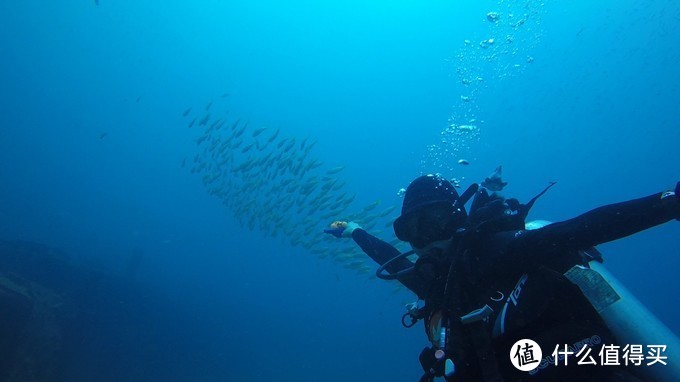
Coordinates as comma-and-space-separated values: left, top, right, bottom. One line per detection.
326, 173, 680, 381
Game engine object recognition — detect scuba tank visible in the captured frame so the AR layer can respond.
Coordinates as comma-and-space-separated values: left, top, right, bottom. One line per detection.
526, 220, 680, 382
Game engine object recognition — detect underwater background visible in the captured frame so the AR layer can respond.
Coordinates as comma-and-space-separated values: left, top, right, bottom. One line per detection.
0, 0, 678, 381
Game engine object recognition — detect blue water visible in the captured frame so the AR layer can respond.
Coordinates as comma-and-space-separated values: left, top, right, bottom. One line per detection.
0, 0, 678, 381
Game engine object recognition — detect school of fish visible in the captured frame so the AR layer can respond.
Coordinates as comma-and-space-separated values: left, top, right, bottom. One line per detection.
182, 99, 408, 278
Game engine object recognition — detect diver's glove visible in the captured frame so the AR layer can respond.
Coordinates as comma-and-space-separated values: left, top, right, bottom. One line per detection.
324, 221, 362, 238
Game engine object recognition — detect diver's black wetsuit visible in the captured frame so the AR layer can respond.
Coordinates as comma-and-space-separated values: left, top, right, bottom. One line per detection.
351, 191, 679, 382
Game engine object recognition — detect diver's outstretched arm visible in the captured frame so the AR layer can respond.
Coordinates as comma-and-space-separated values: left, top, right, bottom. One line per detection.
325, 220, 411, 271
523, 187, 679, 251
351, 229, 426, 296
351, 228, 407, 269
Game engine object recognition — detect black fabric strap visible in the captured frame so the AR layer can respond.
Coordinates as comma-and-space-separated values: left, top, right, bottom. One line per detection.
466, 320, 504, 382
445, 246, 504, 382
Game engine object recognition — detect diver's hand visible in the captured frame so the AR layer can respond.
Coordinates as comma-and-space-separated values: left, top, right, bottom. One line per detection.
324, 221, 361, 238
343, 221, 361, 237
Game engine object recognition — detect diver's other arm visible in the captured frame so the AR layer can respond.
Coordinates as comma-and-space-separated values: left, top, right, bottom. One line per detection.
325, 221, 425, 295
325, 221, 404, 266
351, 228, 426, 296
525, 186, 680, 250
